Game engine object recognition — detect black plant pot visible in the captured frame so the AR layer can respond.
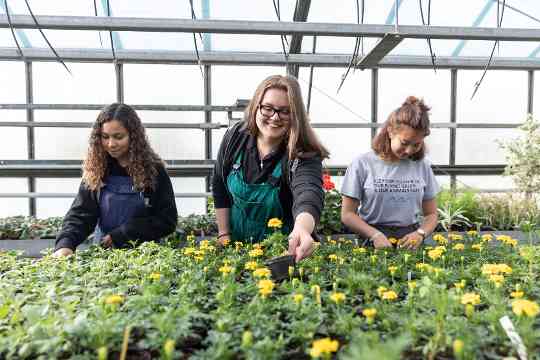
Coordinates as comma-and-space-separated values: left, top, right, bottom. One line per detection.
265, 255, 295, 281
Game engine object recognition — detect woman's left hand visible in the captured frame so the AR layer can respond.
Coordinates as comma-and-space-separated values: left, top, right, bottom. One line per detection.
398, 232, 423, 250
101, 234, 113, 248
288, 227, 315, 262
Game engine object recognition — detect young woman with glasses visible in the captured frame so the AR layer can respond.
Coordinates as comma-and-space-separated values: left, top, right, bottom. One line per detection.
212, 75, 329, 261
341, 96, 439, 250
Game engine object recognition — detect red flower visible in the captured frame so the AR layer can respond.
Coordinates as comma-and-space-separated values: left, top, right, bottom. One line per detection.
322, 173, 335, 191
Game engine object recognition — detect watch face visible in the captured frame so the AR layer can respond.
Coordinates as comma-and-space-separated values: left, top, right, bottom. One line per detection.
417, 229, 426, 236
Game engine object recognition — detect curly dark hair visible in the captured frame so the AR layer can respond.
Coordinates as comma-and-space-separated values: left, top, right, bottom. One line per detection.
82, 103, 164, 191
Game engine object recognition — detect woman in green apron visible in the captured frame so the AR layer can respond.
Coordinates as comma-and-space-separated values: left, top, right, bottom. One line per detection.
212, 75, 329, 262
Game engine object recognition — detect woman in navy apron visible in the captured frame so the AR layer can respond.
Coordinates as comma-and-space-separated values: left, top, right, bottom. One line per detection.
212, 75, 329, 262
53, 103, 177, 257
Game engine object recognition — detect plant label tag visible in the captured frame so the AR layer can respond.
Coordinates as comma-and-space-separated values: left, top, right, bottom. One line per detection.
499, 315, 527, 360
407, 271, 411, 282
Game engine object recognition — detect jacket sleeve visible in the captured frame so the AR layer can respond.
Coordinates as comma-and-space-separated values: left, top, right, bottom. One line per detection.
54, 182, 100, 251
108, 165, 178, 245
290, 156, 324, 225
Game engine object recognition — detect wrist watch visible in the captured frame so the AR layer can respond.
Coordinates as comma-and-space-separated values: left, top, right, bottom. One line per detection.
416, 228, 426, 240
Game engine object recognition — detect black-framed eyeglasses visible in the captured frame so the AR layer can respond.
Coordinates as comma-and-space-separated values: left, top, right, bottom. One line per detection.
259, 104, 291, 120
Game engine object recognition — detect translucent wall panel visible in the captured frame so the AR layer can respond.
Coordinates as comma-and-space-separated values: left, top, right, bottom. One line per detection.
455, 128, 521, 165
435, 176, 451, 189
298, 67, 371, 124
119, 32, 196, 51
533, 71, 540, 118
171, 177, 206, 216
456, 176, 515, 192
212, 66, 285, 106
316, 128, 371, 166
211, 34, 288, 52
424, 128, 449, 165
137, 111, 203, 124
0, 111, 27, 160
0, 178, 27, 217
457, 70, 527, 123
33, 63, 115, 104
9, 0, 99, 15
35, 178, 80, 218
147, 129, 205, 159
0, 127, 28, 159
124, 65, 204, 105
0, 61, 25, 103
20, 29, 104, 49
112, 0, 195, 18
35, 110, 97, 123
211, 0, 294, 20
34, 128, 90, 159
379, 69, 450, 124
211, 128, 227, 160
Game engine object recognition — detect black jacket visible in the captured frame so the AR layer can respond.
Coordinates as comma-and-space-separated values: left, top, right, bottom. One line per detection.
55, 158, 178, 251
212, 121, 324, 227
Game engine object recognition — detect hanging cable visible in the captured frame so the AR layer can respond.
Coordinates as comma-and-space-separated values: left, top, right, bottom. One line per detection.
4, 0, 25, 61
188, 0, 205, 78
337, 0, 363, 93
471, 0, 506, 100
105, 0, 116, 63
23, 0, 71, 75
419, 0, 436, 73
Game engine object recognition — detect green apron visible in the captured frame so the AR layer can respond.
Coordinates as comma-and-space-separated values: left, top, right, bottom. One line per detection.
227, 150, 290, 243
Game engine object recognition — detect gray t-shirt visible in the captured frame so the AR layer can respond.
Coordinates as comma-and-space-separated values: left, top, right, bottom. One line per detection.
341, 151, 440, 226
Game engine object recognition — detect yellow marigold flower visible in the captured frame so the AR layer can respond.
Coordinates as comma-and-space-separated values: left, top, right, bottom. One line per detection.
453, 339, 464, 357
252, 267, 271, 278
253, 243, 262, 250
448, 233, 463, 241
377, 286, 387, 298
330, 292, 346, 304
432, 233, 446, 243
194, 255, 204, 262
328, 254, 338, 261
309, 338, 339, 358
511, 291, 524, 299
428, 248, 443, 261
454, 280, 466, 290
244, 261, 257, 270
221, 238, 230, 246
388, 237, 398, 245
471, 244, 483, 251
362, 308, 377, 324
512, 299, 540, 317
149, 272, 161, 281
186, 234, 196, 243
481, 234, 493, 242
496, 234, 510, 242
183, 247, 196, 256
408, 281, 417, 291
199, 239, 210, 248
249, 248, 264, 258
193, 250, 205, 257
104, 294, 124, 305
482, 263, 513, 275
293, 293, 304, 304
506, 238, 518, 247
382, 290, 398, 301
353, 247, 367, 254
466, 230, 478, 237
234, 241, 243, 250
219, 264, 233, 275
461, 292, 480, 305
388, 265, 398, 275
267, 218, 283, 228
258, 279, 275, 298
453, 243, 465, 251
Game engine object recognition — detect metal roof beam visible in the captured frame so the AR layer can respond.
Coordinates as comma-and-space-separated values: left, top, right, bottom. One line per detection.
1, 15, 540, 41
355, 33, 403, 67
1, 48, 539, 69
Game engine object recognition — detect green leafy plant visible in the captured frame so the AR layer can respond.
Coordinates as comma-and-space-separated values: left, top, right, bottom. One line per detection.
498, 114, 540, 200
437, 204, 472, 232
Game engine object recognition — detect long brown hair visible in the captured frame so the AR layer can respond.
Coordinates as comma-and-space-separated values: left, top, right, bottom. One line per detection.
372, 96, 431, 161
82, 103, 164, 191
244, 75, 329, 160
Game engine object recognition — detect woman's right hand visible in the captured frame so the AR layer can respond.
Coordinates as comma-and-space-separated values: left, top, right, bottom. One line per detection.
372, 233, 393, 249
217, 235, 231, 247
53, 248, 74, 257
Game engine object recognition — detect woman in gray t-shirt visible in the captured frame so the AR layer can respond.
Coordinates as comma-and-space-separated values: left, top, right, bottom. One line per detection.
341, 96, 439, 250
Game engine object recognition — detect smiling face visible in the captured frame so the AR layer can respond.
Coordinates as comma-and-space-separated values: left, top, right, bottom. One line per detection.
255, 88, 291, 144
389, 125, 425, 159
101, 120, 130, 164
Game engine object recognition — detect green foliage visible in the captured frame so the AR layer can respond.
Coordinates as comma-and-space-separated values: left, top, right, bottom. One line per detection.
436, 187, 481, 225
498, 114, 540, 198
318, 188, 345, 235
476, 193, 540, 231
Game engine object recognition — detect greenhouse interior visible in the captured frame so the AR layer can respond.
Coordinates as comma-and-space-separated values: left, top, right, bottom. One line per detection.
1, 0, 540, 358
